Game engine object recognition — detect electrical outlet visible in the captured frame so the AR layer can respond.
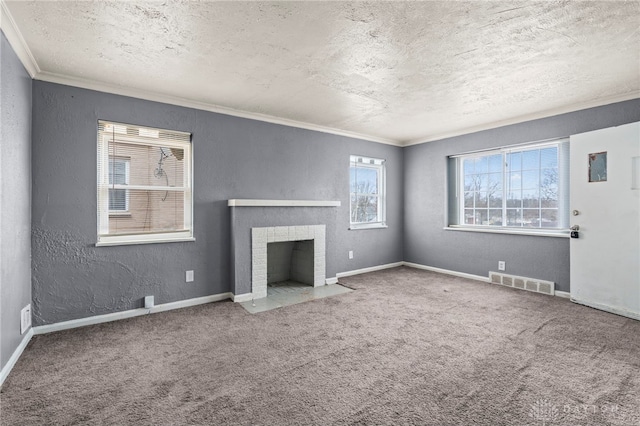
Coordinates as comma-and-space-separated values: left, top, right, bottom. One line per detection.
498, 261, 506, 271
186, 270, 194, 282
20, 304, 31, 334
348, 250, 354, 260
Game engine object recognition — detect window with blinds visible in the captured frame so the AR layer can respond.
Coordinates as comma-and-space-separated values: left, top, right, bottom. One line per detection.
97, 121, 193, 246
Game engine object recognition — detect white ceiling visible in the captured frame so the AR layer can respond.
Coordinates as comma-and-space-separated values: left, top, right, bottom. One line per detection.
2, 1, 639, 145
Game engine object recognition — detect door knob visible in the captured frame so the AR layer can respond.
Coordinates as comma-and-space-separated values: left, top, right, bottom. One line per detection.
570, 225, 580, 239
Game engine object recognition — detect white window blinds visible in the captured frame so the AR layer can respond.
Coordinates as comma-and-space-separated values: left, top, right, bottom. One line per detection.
97, 121, 193, 245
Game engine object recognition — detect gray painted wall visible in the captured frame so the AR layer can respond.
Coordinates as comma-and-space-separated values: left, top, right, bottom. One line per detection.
31, 81, 404, 326
1, 32, 32, 371
404, 99, 640, 292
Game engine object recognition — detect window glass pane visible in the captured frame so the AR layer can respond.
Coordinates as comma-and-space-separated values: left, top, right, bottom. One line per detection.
477, 174, 488, 192
475, 192, 488, 208
523, 209, 541, 227
506, 198, 521, 208
506, 209, 521, 226
506, 188, 522, 208
487, 173, 502, 207
541, 197, 558, 208
108, 189, 185, 235
112, 145, 185, 189
464, 174, 482, 192
541, 209, 558, 228
521, 170, 540, 190
109, 189, 127, 211
488, 154, 502, 173
463, 158, 475, 175
508, 171, 522, 191
540, 147, 558, 168
465, 174, 488, 192
477, 156, 489, 174
351, 195, 378, 223
488, 193, 502, 208
523, 187, 539, 198
522, 193, 540, 209
541, 168, 558, 201
464, 209, 476, 225
464, 192, 474, 208
349, 168, 357, 193
351, 167, 378, 194
487, 172, 502, 192
506, 152, 521, 171
463, 209, 488, 225
489, 209, 503, 225
476, 209, 488, 225
522, 150, 540, 171
109, 160, 127, 185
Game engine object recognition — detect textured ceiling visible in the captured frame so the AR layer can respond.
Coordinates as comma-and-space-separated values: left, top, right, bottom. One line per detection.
3, 1, 640, 145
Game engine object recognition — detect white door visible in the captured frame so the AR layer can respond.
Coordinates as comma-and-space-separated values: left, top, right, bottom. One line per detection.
569, 121, 640, 320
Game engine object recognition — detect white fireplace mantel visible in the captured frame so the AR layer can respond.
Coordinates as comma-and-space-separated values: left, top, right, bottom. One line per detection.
228, 199, 340, 207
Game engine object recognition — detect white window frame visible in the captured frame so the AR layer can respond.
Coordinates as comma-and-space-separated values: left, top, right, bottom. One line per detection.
108, 158, 130, 214
97, 121, 194, 246
449, 138, 570, 236
349, 155, 387, 230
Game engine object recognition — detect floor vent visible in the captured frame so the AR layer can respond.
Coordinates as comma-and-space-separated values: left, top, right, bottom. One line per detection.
489, 271, 555, 296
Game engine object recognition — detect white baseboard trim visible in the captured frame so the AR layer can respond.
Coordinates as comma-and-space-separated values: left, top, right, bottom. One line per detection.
402, 262, 490, 283
33, 292, 232, 335
0, 328, 34, 387
231, 293, 254, 303
571, 297, 640, 321
325, 277, 338, 285
336, 262, 404, 278
555, 291, 570, 299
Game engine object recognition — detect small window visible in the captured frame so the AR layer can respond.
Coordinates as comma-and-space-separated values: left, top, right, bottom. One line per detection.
108, 158, 129, 213
350, 155, 386, 229
97, 121, 193, 246
449, 139, 570, 231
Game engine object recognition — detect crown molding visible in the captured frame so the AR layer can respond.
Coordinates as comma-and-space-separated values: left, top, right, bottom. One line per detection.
34, 71, 401, 146
403, 91, 640, 147
0, 0, 39, 77
0, 0, 398, 146
2, 0, 635, 149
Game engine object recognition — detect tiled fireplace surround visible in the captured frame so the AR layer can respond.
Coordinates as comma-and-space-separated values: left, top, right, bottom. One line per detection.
251, 225, 326, 299
228, 199, 340, 301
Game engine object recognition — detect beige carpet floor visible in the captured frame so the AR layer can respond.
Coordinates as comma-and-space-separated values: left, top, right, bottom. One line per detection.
1, 266, 639, 425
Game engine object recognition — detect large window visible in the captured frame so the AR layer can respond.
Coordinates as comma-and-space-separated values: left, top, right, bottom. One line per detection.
97, 121, 193, 246
450, 139, 569, 232
350, 155, 386, 229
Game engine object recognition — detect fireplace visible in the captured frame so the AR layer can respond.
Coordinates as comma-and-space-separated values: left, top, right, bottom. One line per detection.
228, 199, 340, 301
251, 225, 326, 299
267, 240, 314, 286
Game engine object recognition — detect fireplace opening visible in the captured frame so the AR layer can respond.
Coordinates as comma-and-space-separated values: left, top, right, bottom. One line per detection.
267, 240, 314, 288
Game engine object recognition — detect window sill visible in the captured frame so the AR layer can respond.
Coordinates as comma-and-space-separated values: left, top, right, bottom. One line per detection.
349, 223, 388, 230
444, 226, 569, 238
96, 234, 195, 247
